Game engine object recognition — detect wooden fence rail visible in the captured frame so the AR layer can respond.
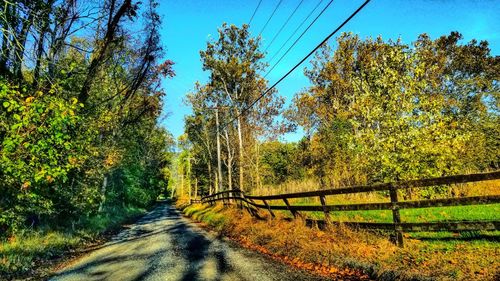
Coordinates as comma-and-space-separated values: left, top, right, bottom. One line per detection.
200, 171, 500, 247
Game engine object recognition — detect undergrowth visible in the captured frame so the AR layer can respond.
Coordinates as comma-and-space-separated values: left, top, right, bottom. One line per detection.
183, 203, 500, 281
0, 206, 146, 279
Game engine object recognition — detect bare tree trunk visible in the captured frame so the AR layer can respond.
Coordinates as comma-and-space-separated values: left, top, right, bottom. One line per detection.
0, 31, 9, 73
34, 29, 47, 86
0, 4, 12, 74
237, 115, 244, 191
79, 0, 132, 104
188, 178, 192, 200
98, 175, 108, 213
13, 12, 34, 79
180, 174, 184, 198
225, 129, 233, 191
207, 161, 213, 195
34, 0, 55, 87
194, 178, 198, 199
214, 172, 219, 194
255, 141, 261, 190
188, 158, 192, 200
215, 106, 223, 191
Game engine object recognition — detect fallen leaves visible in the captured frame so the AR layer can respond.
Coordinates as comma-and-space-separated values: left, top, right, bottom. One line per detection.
184, 204, 500, 281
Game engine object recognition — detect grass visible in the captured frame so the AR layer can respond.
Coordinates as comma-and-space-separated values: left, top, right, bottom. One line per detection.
298, 203, 500, 223
182, 203, 500, 281
0, 206, 146, 279
253, 178, 500, 224
253, 178, 500, 199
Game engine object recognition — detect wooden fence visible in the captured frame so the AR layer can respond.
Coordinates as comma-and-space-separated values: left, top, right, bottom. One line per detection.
201, 171, 500, 246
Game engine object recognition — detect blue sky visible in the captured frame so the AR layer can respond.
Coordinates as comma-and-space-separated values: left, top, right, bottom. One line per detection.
157, 0, 500, 142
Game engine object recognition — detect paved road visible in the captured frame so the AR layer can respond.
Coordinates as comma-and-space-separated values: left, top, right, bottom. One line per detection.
51, 203, 329, 281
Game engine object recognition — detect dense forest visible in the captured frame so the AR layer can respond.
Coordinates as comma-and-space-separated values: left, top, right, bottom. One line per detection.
180, 25, 499, 200
0, 0, 174, 238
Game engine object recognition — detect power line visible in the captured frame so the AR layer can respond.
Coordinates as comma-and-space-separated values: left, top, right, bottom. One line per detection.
264, 0, 335, 79
267, 0, 325, 64
248, 0, 263, 26
223, 0, 372, 129
258, 0, 284, 38
264, 0, 305, 53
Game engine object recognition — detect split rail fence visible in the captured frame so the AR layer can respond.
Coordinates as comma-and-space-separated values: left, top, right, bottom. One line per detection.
201, 171, 500, 246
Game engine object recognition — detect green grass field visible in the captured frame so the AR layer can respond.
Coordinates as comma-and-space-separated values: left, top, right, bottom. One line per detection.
266, 202, 500, 242
304, 203, 500, 223
260, 198, 500, 223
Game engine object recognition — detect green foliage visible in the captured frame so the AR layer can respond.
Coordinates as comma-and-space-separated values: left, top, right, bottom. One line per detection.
0, 77, 173, 237
288, 32, 499, 197
260, 141, 304, 184
0, 1, 175, 239
183, 23, 284, 196
0, 80, 88, 233
0, 81, 84, 185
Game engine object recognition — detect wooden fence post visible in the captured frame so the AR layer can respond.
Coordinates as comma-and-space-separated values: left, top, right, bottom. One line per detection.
283, 198, 298, 219
235, 191, 240, 209
238, 191, 244, 210
319, 195, 331, 225
248, 197, 261, 218
262, 199, 275, 218
389, 185, 404, 247
240, 193, 254, 216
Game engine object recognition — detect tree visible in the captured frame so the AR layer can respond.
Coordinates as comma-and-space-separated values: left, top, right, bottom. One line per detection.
259, 141, 304, 185
0, 0, 175, 237
288, 32, 499, 197
198, 23, 284, 191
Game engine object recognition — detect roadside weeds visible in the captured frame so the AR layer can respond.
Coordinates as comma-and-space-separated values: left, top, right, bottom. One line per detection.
181, 203, 500, 281
0, 202, 166, 280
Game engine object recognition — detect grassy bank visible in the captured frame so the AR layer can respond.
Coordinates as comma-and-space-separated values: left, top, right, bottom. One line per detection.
182, 203, 499, 281
0, 206, 147, 279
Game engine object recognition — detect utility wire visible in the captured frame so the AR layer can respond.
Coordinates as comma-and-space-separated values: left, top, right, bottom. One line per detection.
248, 0, 263, 26
223, 0, 372, 129
264, 0, 305, 53
258, 0, 284, 38
264, 0, 335, 79
267, 0, 324, 64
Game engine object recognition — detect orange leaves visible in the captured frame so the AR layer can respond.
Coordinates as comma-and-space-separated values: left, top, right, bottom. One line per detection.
21, 181, 31, 190
186, 203, 498, 281
7, 236, 16, 244
187, 206, 370, 280
313, 230, 325, 239
103, 151, 122, 168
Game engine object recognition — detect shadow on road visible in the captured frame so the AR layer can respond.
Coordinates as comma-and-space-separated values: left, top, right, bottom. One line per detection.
169, 220, 233, 281
51, 204, 234, 281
